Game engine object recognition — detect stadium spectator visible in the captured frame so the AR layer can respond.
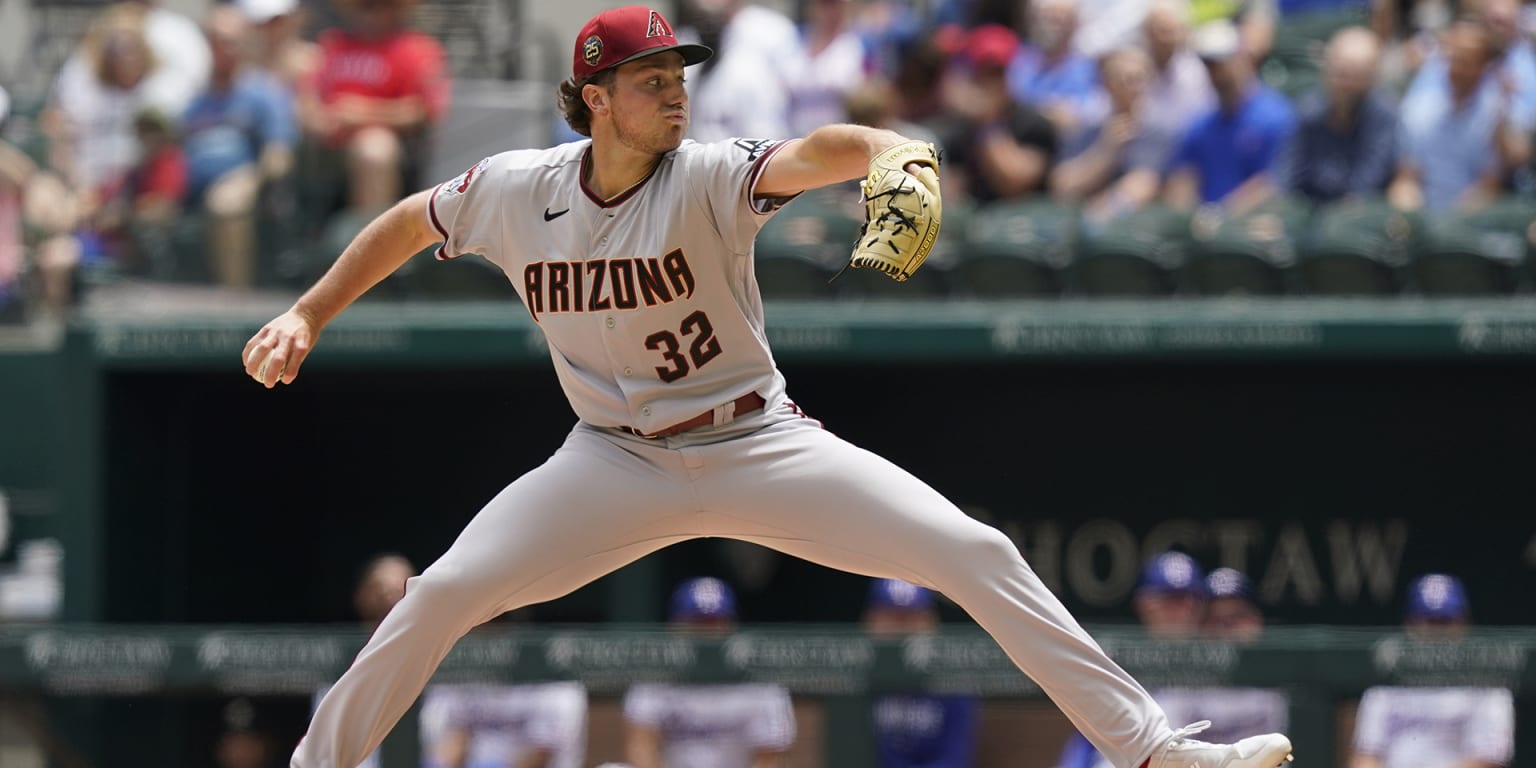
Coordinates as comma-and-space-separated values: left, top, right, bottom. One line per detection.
353, 551, 415, 629
1006, 0, 1106, 142
181, 4, 297, 289
1200, 567, 1266, 643
0, 90, 28, 320
1163, 18, 1296, 212
1278, 25, 1399, 203
1133, 550, 1207, 640
88, 107, 186, 272
1372, 0, 1457, 91
1347, 573, 1516, 768
215, 697, 276, 768
1142, 1, 1219, 160
623, 577, 796, 768
1404, 0, 1536, 124
1060, 559, 1287, 768
938, 24, 1058, 203
863, 577, 980, 768
418, 681, 588, 768
786, 0, 871, 136
1158, 566, 1288, 746
238, 0, 321, 92
1189, 0, 1278, 62
48, 4, 161, 202
850, 0, 926, 78
677, 0, 798, 142
53, 0, 211, 121
314, 552, 417, 768
1050, 46, 1173, 222
297, 0, 449, 222
1388, 20, 1530, 212
890, 34, 954, 132
844, 77, 944, 152
1075, 0, 1155, 59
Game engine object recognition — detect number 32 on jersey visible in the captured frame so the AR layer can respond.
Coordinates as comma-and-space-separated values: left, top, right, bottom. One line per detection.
522, 250, 723, 382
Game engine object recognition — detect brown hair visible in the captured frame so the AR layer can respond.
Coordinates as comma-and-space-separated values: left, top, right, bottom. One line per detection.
84, 3, 155, 86
557, 69, 616, 138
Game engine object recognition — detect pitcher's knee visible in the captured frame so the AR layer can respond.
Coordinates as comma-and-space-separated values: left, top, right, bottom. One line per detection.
946, 525, 1024, 572
401, 571, 504, 627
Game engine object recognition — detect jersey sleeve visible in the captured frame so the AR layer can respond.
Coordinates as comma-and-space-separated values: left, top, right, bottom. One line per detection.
622, 683, 667, 727
684, 138, 798, 254
425, 154, 508, 263
743, 684, 796, 751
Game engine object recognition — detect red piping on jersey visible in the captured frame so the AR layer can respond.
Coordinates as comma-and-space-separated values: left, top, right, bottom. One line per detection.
579, 146, 661, 208
746, 140, 791, 198
785, 400, 824, 430
427, 182, 455, 260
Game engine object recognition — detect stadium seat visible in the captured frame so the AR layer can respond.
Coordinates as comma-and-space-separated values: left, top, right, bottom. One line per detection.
1182, 198, 1310, 296
947, 199, 1075, 297
1295, 198, 1412, 295
410, 252, 519, 300
753, 189, 858, 299
1411, 198, 1534, 295
1072, 205, 1190, 296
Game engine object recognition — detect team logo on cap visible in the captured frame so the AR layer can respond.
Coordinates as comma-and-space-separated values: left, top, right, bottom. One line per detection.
646, 9, 672, 38
583, 35, 603, 67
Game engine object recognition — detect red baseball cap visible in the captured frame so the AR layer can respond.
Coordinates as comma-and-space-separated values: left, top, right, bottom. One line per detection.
572, 6, 713, 80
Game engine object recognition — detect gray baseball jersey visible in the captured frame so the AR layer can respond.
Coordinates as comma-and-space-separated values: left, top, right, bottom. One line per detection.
427, 138, 791, 434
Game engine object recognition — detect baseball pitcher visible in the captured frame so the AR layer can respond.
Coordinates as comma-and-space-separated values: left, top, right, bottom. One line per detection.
242, 6, 1293, 768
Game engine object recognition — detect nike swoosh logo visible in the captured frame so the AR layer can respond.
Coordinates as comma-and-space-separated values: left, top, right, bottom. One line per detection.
543, 207, 570, 221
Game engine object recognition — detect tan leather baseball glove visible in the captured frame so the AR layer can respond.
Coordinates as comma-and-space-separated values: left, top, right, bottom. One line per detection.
848, 140, 942, 282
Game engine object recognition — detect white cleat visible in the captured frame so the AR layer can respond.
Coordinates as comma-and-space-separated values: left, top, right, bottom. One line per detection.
1148, 721, 1295, 768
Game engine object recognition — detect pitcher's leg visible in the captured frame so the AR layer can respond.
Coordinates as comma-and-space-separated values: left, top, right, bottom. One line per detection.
697, 422, 1169, 768
294, 432, 695, 768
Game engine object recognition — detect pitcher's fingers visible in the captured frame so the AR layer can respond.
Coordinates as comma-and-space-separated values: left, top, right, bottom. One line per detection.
281, 338, 312, 385
260, 337, 292, 388
242, 329, 270, 373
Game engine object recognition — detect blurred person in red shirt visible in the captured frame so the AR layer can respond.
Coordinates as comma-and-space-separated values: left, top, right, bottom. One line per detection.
297, 0, 449, 219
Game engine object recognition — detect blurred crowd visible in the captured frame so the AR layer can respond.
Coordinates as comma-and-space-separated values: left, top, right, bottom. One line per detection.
4, 0, 1536, 320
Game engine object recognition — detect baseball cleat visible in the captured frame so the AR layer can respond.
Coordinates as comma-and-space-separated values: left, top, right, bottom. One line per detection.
1149, 720, 1294, 768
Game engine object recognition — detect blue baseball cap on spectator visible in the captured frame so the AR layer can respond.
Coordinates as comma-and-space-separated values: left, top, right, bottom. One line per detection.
1406, 573, 1468, 621
1137, 552, 1206, 596
868, 578, 934, 611
669, 577, 736, 621
1206, 567, 1254, 601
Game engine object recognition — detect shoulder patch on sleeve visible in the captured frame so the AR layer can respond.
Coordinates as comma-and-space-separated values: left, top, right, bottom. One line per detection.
439, 157, 492, 200
733, 139, 777, 162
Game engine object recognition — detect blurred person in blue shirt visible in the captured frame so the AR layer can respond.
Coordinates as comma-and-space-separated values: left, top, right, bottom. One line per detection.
1403, 0, 1536, 126
1389, 20, 1531, 212
1163, 19, 1296, 212
1278, 25, 1399, 203
1007, 0, 1106, 143
181, 3, 296, 288
864, 578, 980, 768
